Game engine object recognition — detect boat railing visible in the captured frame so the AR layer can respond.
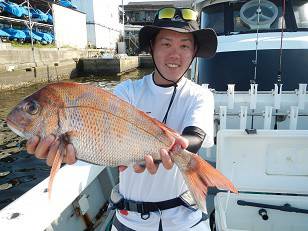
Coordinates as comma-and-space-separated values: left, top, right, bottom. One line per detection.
206, 83, 308, 130
200, 83, 308, 162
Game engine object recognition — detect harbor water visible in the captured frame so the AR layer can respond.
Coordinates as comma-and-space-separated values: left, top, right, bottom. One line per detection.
0, 68, 152, 210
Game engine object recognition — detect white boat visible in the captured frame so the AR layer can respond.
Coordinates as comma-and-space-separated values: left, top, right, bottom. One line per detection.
1, 0, 308, 230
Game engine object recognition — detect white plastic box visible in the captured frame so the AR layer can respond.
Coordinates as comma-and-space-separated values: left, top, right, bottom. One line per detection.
214, 130, 308, 231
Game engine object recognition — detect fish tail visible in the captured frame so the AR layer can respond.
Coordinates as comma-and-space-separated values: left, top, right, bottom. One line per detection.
173, 148, 238, 212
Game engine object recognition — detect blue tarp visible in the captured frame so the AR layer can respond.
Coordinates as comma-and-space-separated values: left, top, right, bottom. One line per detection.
30, 8, 48, 22
22, 29, 42, 42
0, 0, 6, 11
33, 31, 53, 44
59, 0, 77, 9
0, 28, 10, 37
49, 32, 54, 41
2, 27, 26, 40
1, 1, 27, 18
19, 6, 32, 17
47, 13, 53, 24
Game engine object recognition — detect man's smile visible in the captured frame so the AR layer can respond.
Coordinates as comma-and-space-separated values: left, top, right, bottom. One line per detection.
166, 63, 181, 68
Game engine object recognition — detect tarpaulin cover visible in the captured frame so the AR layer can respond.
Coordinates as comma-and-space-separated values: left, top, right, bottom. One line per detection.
59, 0, 76, 9
23, 29, 42, 41
2, 27, 26, 39
0, 28, 10, 37
30, 8, 48, 22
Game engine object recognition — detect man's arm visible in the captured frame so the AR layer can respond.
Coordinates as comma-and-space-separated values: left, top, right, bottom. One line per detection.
182, 126, 205, 154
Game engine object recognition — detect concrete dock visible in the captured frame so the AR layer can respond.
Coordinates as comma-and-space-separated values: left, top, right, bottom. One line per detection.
139, 55, 153, 68
0, 48, 153, 91
0, 48, 91, 91
79, 56, 139, 76
0, 62, 79, 91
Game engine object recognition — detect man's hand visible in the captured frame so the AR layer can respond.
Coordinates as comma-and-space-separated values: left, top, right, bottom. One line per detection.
26, 135, 77, 166
119, 135, 189, 174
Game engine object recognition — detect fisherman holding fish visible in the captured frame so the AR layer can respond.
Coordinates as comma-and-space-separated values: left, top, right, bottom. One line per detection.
19, 7, 237, 231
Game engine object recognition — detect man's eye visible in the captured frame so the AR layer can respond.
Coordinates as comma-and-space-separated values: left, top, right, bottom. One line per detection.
162, 43, 170, 47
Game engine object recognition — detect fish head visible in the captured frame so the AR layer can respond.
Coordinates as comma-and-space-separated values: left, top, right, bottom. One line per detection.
6, 84, 63, 139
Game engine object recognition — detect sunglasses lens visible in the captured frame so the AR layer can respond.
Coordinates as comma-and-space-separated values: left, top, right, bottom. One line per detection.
181, 9, 198, 21
158, 8, 176, 19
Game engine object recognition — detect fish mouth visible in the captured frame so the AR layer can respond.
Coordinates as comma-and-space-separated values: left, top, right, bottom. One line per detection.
6, 118, 26, 138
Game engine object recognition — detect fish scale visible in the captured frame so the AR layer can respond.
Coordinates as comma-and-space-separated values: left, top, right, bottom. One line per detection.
6, 81, 238, 212
66, 105, 166, 166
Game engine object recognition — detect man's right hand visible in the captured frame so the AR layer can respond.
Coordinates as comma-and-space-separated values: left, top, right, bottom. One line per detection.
26, 135, 77, 166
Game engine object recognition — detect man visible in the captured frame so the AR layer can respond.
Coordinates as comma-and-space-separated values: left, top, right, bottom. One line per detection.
27, 7, 217, 231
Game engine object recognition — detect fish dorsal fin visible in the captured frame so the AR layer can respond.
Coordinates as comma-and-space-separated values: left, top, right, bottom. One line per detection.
137, 110, 179, 149
51, 82, 178, 147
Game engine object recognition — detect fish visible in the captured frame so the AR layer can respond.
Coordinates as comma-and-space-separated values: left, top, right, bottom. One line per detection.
6, 82, 237, 211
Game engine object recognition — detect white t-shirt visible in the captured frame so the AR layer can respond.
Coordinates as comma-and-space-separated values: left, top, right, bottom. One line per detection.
113, 73, 214, 231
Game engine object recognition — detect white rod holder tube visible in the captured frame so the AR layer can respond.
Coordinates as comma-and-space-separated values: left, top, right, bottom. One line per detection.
227, 84, 235, 109
219, 106, 227, 130
250, 84, 258, 110
263, 106, 272, 129
289, 106, 299, 130
298, 83, 307, 110
273, 84, 283, 110
240, 106, 248, 129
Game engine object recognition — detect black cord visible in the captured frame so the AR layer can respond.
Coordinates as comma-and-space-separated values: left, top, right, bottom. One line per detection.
162, 84, 177, 124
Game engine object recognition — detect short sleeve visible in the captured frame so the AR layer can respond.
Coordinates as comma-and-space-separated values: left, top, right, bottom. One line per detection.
113, 79, 133, 103
182, 89, 214, 148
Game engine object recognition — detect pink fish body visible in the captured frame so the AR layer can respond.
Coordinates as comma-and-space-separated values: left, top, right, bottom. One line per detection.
6, 82, 237, 211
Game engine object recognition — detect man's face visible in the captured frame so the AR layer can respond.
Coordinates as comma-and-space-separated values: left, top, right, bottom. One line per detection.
151, 29, 196, 84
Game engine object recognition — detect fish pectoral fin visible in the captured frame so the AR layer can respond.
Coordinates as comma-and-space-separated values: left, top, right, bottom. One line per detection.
47, 137, 66, 199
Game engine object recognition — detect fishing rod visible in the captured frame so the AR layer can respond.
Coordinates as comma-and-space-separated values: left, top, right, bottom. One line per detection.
274, 0, 286, 129
237, 200, 308, 214
250, 0, 262, 130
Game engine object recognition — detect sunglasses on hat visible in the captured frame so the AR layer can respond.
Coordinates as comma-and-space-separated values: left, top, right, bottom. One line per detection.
157, 7, 198, 21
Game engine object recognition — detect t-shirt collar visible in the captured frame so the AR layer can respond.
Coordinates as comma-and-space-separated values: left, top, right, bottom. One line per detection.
147, 73, 187, 94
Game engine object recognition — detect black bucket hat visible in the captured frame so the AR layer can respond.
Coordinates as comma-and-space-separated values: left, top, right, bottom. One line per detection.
139, 8, 217, 59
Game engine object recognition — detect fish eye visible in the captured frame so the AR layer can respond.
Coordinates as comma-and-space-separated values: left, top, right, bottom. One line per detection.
24, 101, 40, 115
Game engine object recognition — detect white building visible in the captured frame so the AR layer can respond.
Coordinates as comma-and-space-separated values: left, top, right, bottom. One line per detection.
72, 0, 123, 51
52, 4, 87, 49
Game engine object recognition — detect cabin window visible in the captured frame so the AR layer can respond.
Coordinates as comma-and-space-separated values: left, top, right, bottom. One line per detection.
201, 4, 225, 35
232, 0, 285, 32
293, 0, 308, 29
200, 0, 302, 34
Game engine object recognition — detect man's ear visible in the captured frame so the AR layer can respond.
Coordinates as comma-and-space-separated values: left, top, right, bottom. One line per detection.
194, 44, 198, 54
149, 41, 154, 55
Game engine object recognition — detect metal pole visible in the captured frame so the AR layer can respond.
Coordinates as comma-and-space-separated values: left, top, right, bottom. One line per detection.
122, 0, 124, 37
27, 0, 37, 67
